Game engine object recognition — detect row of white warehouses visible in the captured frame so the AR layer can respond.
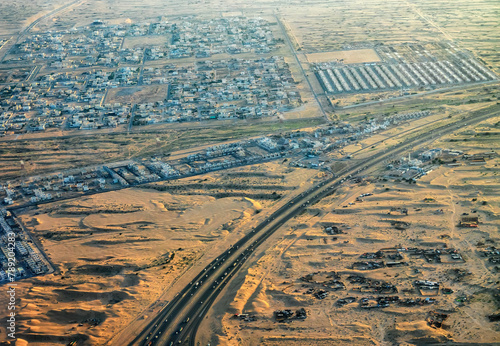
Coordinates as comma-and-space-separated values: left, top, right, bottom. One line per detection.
317, 58, 497, 94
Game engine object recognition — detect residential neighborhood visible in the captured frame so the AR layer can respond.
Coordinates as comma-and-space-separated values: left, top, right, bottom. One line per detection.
0, 17, 300, 134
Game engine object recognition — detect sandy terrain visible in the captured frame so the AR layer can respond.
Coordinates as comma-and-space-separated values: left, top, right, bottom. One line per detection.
106, 85, 170, 105
408, 0, 500, 73
331, 83, 499, 115
281, 0, 443, 52
0, 1, 498, 345
306, 49, 381, 64
122, 35, 171, 50
0, 162, 320, 345
0, 0, 70, 36
197, 117, 500, 345
0, 116, 325, 180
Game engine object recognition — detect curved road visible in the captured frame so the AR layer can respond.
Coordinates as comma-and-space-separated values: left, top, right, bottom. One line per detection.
0, 0, 83, 63
126, 104, 500, 346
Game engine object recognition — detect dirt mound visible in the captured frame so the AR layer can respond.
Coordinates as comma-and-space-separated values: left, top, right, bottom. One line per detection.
384, 321, 450, 344
244, 197, 263, 211
120, 273, 141, 287
77, 256, 115, 262
53, 289, 131, 304
20, 333, 90, 345
81, 238, 161, 247
70, 264, 131, 276
267, 289, 307, 306
45, 309, 107, 324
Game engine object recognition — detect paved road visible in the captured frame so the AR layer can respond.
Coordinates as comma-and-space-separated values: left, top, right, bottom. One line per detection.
341, 79, 499, 110
0, 0, 83, 63
6, 153, 285, 213
274, 14, 329, 122
126, 104, 500, 346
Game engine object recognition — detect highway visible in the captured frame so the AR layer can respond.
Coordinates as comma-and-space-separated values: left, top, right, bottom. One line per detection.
126, 104, 500, 346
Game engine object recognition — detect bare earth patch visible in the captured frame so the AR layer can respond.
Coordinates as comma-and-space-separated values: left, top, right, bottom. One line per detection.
306, 49, 381, 64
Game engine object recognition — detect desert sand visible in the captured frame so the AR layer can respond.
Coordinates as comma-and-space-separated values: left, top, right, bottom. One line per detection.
0, 162, 320, 345
196, 117, 500, 345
